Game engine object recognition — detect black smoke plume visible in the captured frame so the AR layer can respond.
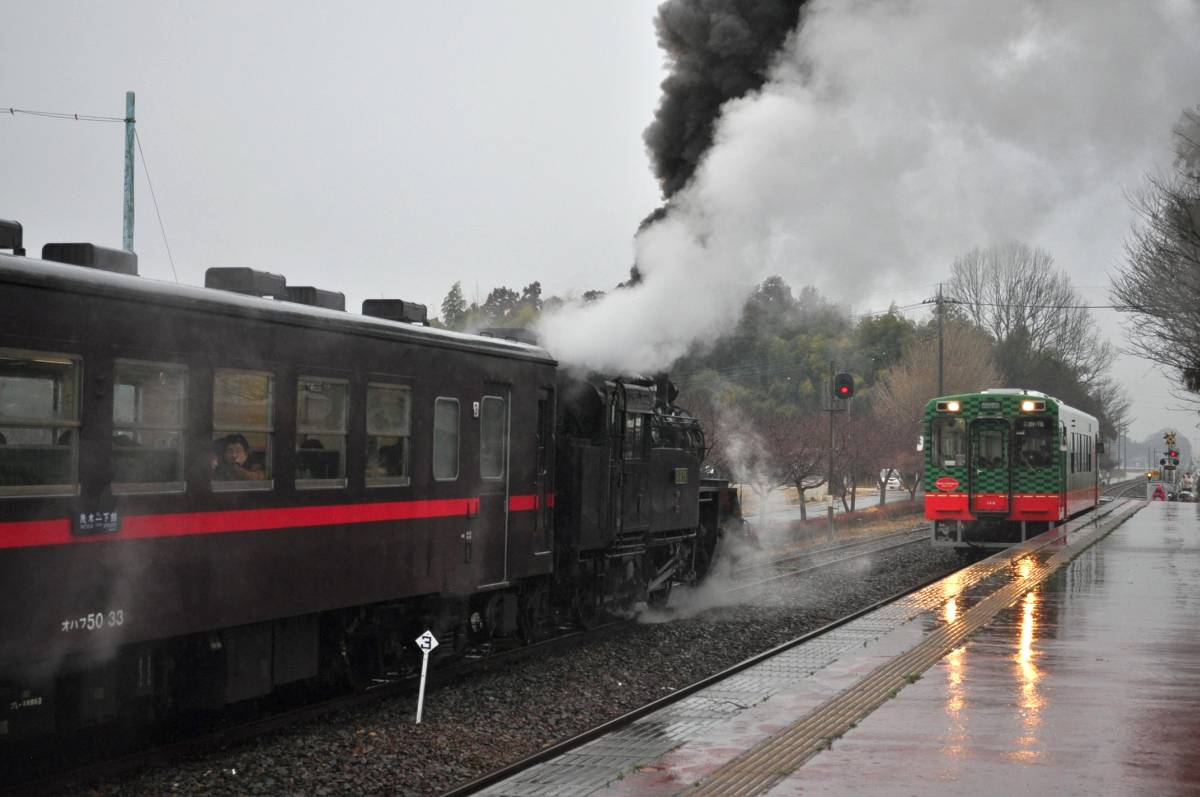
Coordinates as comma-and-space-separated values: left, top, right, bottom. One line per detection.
644, 0, 806, 199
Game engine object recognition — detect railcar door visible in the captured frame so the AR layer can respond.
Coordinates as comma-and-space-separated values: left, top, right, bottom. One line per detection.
969, 419, 1011, 514
477, 386, 511, 587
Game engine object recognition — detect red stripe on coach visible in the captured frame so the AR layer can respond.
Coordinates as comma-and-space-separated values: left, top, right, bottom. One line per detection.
0, 497, 483, 551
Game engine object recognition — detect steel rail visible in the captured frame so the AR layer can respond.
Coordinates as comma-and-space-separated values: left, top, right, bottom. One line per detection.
4, 622, 628, 795
439, 563, 961, 797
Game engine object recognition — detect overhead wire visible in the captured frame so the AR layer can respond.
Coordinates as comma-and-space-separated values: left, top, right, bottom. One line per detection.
928, 297, 1129, 311
133, 129, 179, 283
4, 106, 127, 123
6, 105, 180, 283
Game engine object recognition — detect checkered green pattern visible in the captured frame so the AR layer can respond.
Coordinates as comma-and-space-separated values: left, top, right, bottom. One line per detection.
923, 392, 1062, 495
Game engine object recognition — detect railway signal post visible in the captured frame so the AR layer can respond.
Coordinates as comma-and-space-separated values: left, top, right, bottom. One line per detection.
826, 366, 853, 538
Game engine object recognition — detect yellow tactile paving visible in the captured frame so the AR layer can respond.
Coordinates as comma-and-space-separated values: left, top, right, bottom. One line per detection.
683, 500, 1143, 797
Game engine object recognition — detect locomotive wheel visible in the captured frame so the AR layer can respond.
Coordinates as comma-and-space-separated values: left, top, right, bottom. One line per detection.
647, 579, 672, 607
342, 632, 383, 691
519, 586, 550, 643
572, 581, 603, 629
469, 592, 503, 642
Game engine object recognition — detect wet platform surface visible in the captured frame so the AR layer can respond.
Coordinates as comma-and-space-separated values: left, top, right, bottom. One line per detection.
482, 500, 1200, 796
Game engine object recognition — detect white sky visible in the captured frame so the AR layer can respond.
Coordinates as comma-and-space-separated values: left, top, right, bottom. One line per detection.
1, 1, 1196, 443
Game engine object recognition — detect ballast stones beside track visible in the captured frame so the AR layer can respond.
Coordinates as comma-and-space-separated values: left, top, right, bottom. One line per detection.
57, 529, 958, 796
484, 499, 1178, 796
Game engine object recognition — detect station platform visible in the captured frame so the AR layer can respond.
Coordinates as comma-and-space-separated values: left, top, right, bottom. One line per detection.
480, 499, 1200, 796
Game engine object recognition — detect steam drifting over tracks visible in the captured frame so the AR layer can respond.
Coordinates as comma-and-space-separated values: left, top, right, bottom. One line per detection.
54, 536, 958, 795
727, 525, 930, 593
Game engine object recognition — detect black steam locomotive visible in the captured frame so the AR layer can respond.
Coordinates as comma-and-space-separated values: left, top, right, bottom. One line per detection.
0, 221, 737, 740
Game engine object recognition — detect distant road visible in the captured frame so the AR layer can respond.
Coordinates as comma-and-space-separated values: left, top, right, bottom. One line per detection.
744, 489, 923, 525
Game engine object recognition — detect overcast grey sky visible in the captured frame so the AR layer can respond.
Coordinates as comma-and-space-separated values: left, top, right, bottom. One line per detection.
2, 1, 1198, 443
1, 2, 664, 301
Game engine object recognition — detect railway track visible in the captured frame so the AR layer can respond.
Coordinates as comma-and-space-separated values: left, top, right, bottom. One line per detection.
441, 563, 958, 797
4, 621, 627, 795
1102, 476, 1151, 499
446, 497, 1141, 796
8, 526, 933, 794
728, 526, 929, 594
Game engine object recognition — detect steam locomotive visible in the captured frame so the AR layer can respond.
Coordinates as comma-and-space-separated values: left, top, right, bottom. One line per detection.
0, 221, 737, 740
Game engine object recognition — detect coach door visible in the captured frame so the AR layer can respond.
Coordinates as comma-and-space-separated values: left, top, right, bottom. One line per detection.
533, 387, 554, 554
478, 386, 510, 587
969, 419, 1011, 514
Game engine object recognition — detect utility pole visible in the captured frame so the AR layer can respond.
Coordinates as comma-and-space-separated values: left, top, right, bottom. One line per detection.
936, 283, 944, 396
122, 91, 135, 252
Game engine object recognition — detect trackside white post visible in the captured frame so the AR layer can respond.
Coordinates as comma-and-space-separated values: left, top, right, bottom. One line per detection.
416, 651, 430, 724
414, 630, 439, 724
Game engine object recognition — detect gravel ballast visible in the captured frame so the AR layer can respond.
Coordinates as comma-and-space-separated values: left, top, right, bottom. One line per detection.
75, 535, 957, 796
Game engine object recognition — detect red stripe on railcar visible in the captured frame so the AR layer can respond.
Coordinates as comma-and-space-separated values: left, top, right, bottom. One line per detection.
972, 493, 1008, 513
1010, 493, 1063, 521
925, 492, 971, 520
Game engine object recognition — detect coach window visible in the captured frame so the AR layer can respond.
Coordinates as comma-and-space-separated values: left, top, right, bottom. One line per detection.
480, 396, 506, 480
296, 377, 348, 489
433, 397, 459, 481
0, 350, 80, 497
931, 417, 966, 467
112, 360, 187, 494
212, 369, 273, 491
366, 383, 411, 487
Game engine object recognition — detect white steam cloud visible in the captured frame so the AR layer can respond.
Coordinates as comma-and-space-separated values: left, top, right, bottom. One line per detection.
538, 0, 1200, 373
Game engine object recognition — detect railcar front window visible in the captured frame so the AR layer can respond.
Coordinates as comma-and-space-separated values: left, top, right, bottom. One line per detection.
480, 396, 506, 480
295, 377, 348, 488
973, 428, 1006, 470
112, 360, 187, 494
1013, 418, 1054, 468
932, 417, 966, 467
0, 350, 80, 496
366, 384, 411, 487
212, 369, 274, 490
433, 398, 459, 481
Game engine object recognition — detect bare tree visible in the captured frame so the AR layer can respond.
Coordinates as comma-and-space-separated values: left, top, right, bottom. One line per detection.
948, 242, 1114, 388
773, 408, 827, 520
1111, 105, 1200, 394
872, 324, 1003, 496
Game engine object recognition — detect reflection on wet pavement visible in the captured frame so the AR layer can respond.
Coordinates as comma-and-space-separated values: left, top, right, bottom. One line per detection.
781, 502, 1200, 796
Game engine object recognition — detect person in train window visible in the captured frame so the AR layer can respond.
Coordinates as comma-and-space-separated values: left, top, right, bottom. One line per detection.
213, 434, 265, 481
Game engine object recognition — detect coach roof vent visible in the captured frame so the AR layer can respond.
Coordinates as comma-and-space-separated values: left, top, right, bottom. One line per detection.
281, 285, 346, 311
42, 242, 138, 275
0, 219, 26, 256
481, 327, 538, 345
362, 299, 428, 326
205, 267, 286, 298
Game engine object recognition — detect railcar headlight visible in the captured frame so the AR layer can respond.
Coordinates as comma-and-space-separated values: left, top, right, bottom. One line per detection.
946, 400, 960, 413
1021, 400, 1036, 412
